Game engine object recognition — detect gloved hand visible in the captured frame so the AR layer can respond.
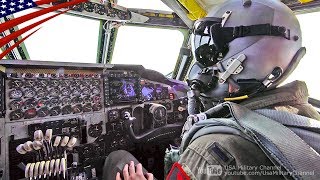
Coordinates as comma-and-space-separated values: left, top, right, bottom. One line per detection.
116, 161, 154, 180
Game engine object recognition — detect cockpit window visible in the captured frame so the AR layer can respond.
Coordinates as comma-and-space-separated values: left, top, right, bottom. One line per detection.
14, 9, 100, 63
111, 25, 184, 76
283, 11, 320, 100
117, 0, 173, 11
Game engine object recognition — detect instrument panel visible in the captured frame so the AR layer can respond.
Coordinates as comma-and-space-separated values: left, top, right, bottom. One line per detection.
0, 60, 189, 180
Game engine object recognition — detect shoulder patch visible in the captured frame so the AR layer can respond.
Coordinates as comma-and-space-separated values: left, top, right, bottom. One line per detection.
208, 142, 234, 166
166, 162, 190, 180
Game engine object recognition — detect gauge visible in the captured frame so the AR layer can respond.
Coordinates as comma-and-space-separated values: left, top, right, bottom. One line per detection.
24, 99, 37, 109
92, 103, 102, 112
50, 106, 61, 116
61, 88, 71, 96
108, 110, 120, 122
92, 79, 100, 86
37, 107, 49, 117
72, 104, 82, 114
62, 105, 72, 115
88, 122, 103, 138
82, 79, 91, 87
24, 108, 37, 119
50, 98, 60, 106
94, 4, 105, 15
61, 79, 72, 87
92, 87, 101, 95
92, 96, 101, 103
73, 88, 81, 96
116, 10, 131, 20
9, 109, 24, 120
83, 96, 91, 103
151, 105, 167, 121
9, 89, 23, 99
72, 96, 82, 104
25, 79, 36, 87
121, 108, 132, 119
73, 80, 81, 87
83, 103, 92, 112
38, 98, 49, 108
37, 79, 48, 87
24, 88, 36, 98
51, 79, 60, 86
50, 88, 60, 97
9, 79, 23, 88
9, 100, 23, 110
82, 88, 90, 95
83, 2, 94, 12
37, 88, 48, 98
62, 97, 71, 105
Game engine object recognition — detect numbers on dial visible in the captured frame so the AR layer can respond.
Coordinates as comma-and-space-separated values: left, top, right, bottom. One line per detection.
9, 109, 24, 120
92, 87, 101, 95
73, 88, 81, 96
61, 88, 71, 96
50, 98, 60, 107
37, 107, 49, 117
51, 79, 60, 86
72, 104, 82, 114
62, 97, 71, 105
92, 79, 100, 86
9, 79, 23, 88
37, 88, 48, 98
24, 88, 36, 98
50, 106, 61, 116
37, 79, 48, 87
61, 79, 71, 87
50, 88, 60, 97
9, 100, 23, 110
82, 88, 91, 95
9, 89, 23, 99
24, 98, 37, 109
25, 79, 36, 87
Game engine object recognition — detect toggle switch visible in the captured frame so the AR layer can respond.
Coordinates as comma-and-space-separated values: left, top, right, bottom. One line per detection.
23, 141, 33, 152
60, 136, 70, 147
29, 163, 35, 179
67, 137, 77, 148
32, 141, 43, 150
60, 158, 66, 179
45, 129, 53, 142
53, 136, 62, 147
34, 162, 40, 179
34, 130, 44, 141
25, 163, 31, 178
54, 158, 60, 176
39, 161, 45, 178
16, 144, 27, 154
44, 161, 50, 178
49, 159, 56, 177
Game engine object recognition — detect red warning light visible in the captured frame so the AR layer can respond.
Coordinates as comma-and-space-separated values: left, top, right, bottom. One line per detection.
169, 93, 175, 100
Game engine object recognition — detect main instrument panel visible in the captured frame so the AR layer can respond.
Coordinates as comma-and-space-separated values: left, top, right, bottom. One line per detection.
0, 60, 189, 180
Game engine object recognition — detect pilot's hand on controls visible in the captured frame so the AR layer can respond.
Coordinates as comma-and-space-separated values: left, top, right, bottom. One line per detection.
116, 161, 154, 180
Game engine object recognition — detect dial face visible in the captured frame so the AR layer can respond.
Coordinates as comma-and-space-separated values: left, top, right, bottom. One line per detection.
82, 88, 91, 95
25, 79, 36, 87
50, 106, 61, 116
88, 123, 103, 138
38, 98, 49, 107
9, 109, 24, 120
51, 79, 60, 86
74, 80, 81, 87
72, 96, 82, 104
83, 103, 92, 112
82, 79, 91, 87
83, 2, 94, 12
61, 79, 71, 87
9, 89, 23, 99
61, 88, 71, 96
92, 103, 102, 111
108, 110, 120, 122
24, 108, 37, 119
94, 4, 105, 15
73, 88, 81, 96
83, 95, 91, 103
37, 79, 48, 87
153, 107, 167, 121
92, 96, 101, 103
37, 107, 49, 117
72, 104, 82, 114
92, 87, 101, 95
24, 98, 37, 109
62, 97, 71, 105
62, 105, 72, 115
24, 88, 36, 98
37, 88, 48, 98
92, 79, 100, 86
50, 88, 60, 97
50, 98, 60, 107
9, 100, 23, 110
9, 79, 23, 88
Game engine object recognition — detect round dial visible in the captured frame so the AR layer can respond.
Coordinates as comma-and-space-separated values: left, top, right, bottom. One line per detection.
38, 98, 49, 107
50, 88, 60, 97
94, 4, 105, 15
24, 88, 36, 98
83, 96, 91, 103
73, 88, 81, 96
88, 123, 103, 138
24, 98, 37, 109
92, 87, 101, 95
50, 98, 60, 107
72, 96, 82, 104
92, 96, 101, 103
61, 79, 71, 87
37, 88, 48, 98
37, 107, 49, 117
121, 109, 131, 119
61, 88, 71, 96
108, 110, 120, 122
62, 97, 71, 105
83, 103, 92, 112
93, 103, 102, 112
83, 2, 94, 12
25, 79, 36, 87
51, 79, 60, 86
82, 79, 91, 87
50, 106, 61, 116
72, 104, 82, 114
82, 88, 90, 95
9, 79, 23, 88
9, 89, 23, 99
24, 108, 37, 119
9, 109, 24, 120
37, 79, 48, 87
62, 105, 72, 115
73, 80, 81, 87
152, 106, 167, 121
92, 79, 100, 86
9, 100, 23, 110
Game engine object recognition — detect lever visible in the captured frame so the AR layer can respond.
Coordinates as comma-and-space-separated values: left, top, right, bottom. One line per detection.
16, 144, 27, 155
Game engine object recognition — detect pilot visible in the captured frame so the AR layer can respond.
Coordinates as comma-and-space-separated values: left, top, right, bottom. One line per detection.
103, 0, 320, 179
